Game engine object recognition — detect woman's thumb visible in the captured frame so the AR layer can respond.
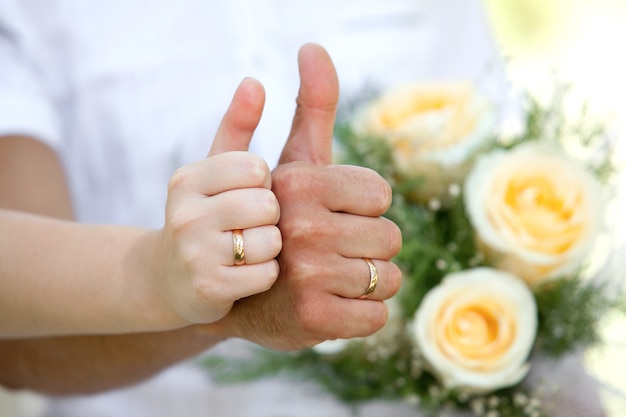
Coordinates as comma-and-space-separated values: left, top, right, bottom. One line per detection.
207, 77, 266, 157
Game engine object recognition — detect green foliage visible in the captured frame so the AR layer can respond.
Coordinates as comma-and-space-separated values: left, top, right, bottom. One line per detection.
202, 86, 623, 417
535, 274, 623, 356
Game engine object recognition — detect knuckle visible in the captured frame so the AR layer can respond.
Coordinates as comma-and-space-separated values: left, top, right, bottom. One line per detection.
191, 277, 212, 301
329, 165, 392, 215
267, 226, 283, 257
259, 260, 280, 292
371, 176, 393, 214
368, 302, 389, 332
347, 166, 393, 214
168, 166, 191, 193
385, 220, 403, 257
256, 190, 280, 223
279, 215, 315, 243
277, 252, 315, 288
272, 162, 313, 197
167, 206, 196, 234
280, 212, 335, 248
178, 244, 202, 274
242, 155, 271, 186
191, 273, 226, 305
387, 263, 403, 297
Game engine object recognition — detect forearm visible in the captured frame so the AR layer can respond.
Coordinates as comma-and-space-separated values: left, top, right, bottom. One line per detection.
0, 211, 231, 394
0, 209, 180, 337
0, 326, 224, 395
0, 137, 230, 393
2, 137, 159, 336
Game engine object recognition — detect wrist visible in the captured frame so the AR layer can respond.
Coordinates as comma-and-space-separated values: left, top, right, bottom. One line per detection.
127, 228, 187, 331
193, 320, 234, 343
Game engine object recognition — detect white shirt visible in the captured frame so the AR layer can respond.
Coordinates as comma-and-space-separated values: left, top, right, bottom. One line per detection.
0, 1, 509, 416
0, 0, 507, 227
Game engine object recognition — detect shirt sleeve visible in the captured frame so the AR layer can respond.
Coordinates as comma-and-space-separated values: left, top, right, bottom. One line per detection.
0, 2, 62, 150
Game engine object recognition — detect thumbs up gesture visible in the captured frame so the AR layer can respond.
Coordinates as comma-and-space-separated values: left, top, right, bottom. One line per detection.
211, 44, 403, 351
152, 78, 282, 327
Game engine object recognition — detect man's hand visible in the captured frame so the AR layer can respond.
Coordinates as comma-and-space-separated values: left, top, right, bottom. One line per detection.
210, 43, 403, 351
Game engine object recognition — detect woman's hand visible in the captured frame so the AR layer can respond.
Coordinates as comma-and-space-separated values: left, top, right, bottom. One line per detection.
154, 79, 282, 326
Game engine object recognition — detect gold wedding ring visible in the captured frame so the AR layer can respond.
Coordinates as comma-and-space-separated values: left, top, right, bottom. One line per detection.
232, 229, 245, 266
359, 258, 378, 299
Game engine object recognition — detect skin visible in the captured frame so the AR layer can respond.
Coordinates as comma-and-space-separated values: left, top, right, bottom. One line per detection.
0, 43, 402, 394
0, 80, 282, 337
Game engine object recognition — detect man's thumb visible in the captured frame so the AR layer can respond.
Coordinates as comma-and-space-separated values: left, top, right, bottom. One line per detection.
208, 77, 265, 157
278, 43, 339, 166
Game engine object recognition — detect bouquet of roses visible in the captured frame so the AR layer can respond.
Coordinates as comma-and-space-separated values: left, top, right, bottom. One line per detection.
204, 81, 625, 417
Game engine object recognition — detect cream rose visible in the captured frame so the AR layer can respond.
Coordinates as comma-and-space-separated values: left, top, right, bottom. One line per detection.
464, 142, 604, 285
352, 81, 495, 202
413, 268, 537, 392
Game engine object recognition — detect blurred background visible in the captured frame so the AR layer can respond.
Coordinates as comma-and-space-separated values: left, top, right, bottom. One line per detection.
0, 1, 623, 416
485, 0, 626, 113
483, 0, 626, 415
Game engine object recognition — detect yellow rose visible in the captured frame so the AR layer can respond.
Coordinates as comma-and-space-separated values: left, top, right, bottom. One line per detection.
352, 82, 494, 202
413, 268, 537, 392
464, 143, 604, 285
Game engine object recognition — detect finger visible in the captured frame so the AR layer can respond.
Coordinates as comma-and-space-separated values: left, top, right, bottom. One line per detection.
329, 299, 389, 339
339, 258, 402, 301
220, 226, 282, 266
279, 43, 339, 166
208, 188, 280, 231
320, 165, 392, 216
298, 255, 401, 301
215, 260, 280, 300
168, 153, 272, 199
301, 296, 389, 340
208, 77, 266, 157
315, 214, 401, 261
